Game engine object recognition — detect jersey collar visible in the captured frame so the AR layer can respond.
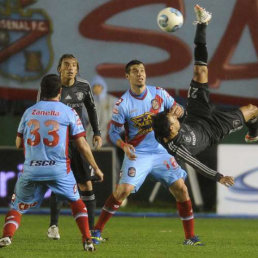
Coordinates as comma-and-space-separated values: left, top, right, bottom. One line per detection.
129, 88, 148, 100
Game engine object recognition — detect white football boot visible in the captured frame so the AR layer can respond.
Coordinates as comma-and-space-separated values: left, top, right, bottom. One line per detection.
194, 5, 212, 25
47, 225, 60, 240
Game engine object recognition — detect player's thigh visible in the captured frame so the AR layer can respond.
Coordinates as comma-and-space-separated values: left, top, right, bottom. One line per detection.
48, 172, 80, 202
11, 176, 47, 214
119, 153, 153, 193
150, 153, 187, 189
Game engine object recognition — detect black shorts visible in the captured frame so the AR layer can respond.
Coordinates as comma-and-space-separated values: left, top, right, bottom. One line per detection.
186, 80, 245, 142
69, 141, 94, 184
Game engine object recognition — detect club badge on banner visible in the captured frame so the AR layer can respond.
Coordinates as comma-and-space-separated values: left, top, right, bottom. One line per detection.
217, 144, 258, 215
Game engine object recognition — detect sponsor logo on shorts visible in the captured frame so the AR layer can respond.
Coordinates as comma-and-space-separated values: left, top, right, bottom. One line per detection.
18, 201, 38, 211
128, 167, 136, 177
30, 160, 56, 166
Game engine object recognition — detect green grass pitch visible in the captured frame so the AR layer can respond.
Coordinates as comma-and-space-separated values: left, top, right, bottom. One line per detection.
0, 214, 258, 258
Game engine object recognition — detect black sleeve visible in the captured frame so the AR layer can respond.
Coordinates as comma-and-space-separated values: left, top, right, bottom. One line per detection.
165, 141, 223, 182
83, 85, 101, 136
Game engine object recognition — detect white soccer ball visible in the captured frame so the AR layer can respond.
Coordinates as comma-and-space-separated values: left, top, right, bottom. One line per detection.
157, 7, 184, 33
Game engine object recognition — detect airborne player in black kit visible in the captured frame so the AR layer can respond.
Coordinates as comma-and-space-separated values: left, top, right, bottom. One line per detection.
153, 5, 258, 185
38, 54, 103, 240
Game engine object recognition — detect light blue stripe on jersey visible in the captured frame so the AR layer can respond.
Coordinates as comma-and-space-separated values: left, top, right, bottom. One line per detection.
17, 101, 85, 181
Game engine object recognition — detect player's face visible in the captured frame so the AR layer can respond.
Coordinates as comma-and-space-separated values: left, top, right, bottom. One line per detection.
59, 58, 78, 81
167, 113, 180, 136
92, 84, 103, 96
126, 64, 146, 89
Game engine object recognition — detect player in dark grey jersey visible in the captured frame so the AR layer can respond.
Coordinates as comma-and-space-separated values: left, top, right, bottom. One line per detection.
38, 54, 103, 240
153, 11, 258, 185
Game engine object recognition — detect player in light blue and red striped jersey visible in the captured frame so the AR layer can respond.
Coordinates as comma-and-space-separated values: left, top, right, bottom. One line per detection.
17, 97, 85, 181
0, 74, 103, 251
92, 59, 202, 246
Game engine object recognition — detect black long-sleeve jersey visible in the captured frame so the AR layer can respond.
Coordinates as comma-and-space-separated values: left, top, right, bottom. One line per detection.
60, 77, 100, 135
155, 124, 223, 182
154, 80, 244, 182
37, 77, 101, 135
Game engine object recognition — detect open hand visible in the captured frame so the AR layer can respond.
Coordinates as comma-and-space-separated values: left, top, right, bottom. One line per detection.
219, 176, 234, 187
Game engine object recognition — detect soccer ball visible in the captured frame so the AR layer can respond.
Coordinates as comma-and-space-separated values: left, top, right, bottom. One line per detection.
157, 7, 183, 32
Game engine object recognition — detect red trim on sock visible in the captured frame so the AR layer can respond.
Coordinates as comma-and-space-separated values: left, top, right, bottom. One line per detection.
3, 209, 22, 238
94, 194, 122, 231
177, 200, 194, 239
70, 199, 91, 242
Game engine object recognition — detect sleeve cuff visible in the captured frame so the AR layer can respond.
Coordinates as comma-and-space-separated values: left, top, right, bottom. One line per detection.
215, 173, 224, 182
17, 132, 23, 138
71, 131, 86, 139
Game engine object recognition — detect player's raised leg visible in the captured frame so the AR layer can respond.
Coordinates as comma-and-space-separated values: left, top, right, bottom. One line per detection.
192, 4, 211, 83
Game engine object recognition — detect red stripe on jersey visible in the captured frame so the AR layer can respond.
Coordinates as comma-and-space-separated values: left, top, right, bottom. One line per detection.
66, 127, 71, 174
71, 131, 86, 139
128, 134, 147, 147
111, 120, 124, 127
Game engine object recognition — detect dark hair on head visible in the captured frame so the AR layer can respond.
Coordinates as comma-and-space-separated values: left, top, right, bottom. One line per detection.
152, 110, 171, 139
40, 74, 61, 99
57, 54, 79, 72
125, 60, 144, 74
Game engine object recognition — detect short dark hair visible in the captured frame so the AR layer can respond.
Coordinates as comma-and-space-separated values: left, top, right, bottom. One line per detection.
152, 110, 171, 139
125, 60, 144, 74
40, 74, 61, 99
57, 54, 79, 72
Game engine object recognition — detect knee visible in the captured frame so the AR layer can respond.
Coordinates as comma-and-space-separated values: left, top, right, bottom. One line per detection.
193, 65, 208, 83
169, 182, 189, 202
113, 184, 133, 202
78, 181, 92, 191
240, 104, 258, 122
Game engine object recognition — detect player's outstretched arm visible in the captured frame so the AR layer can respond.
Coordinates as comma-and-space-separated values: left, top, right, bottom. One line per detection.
219, 176, 234, 187
75, 136, 104, 182
165, 141, 233, 186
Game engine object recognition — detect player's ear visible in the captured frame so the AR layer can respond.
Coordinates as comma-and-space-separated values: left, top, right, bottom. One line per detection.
125, 73, 129, 80
169, 124, 174, 133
